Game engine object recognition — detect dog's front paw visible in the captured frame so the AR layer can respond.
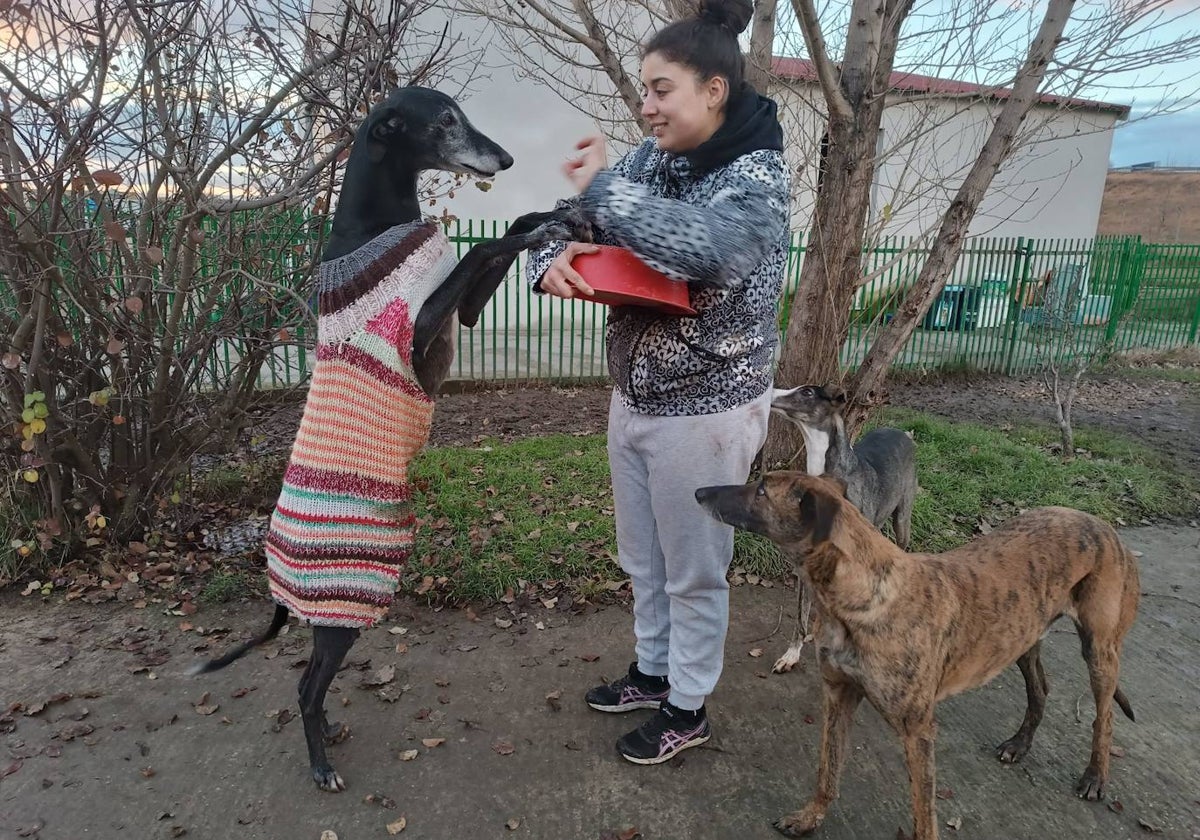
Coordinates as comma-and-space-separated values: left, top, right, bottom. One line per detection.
1074, 767, 1105, 801
995, 734, 1031, 763
772, 644, 804, 674
312, 765, 346, 792
774, 803, 825, 836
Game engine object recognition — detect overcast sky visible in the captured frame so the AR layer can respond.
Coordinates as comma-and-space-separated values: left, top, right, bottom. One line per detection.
1110, 108, 1200, 168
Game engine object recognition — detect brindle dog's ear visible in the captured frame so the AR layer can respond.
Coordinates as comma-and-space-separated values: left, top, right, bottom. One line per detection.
797, 484, 839, 545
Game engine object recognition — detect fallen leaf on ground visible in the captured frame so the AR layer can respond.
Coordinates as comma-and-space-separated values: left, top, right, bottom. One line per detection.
748, 648, 764, 658
421, 738, 445, 748
495, 618, 513, 629
1110, 745, 1126, 757
364, 793, 396, 809
320, 832, 338, 840
193, 692, 219, 715
388, 626, 408, 636
580, 653, 600, 662
946, 816, 962, 831
386, 817, 407, 834
618, 828, 642, 840
935, 788, 954, 800
398, 749, 419, 761
506, 818, 521, 830
492, 740, 515, 756
1137, 817, 1161, 833
360, 664, 396, 688
545, 690, 562, 712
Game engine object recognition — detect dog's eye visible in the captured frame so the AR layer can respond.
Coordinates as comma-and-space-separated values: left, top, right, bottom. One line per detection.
755, 481, 766, 497
439, 112, 456, 128
799, 387, 812, 397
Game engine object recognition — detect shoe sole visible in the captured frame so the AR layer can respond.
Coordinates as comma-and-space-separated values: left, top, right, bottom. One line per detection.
620, 732, 711, 765
586, 699, 664, 713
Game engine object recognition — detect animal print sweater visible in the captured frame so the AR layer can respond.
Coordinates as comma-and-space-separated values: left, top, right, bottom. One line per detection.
527, 97, 790, 417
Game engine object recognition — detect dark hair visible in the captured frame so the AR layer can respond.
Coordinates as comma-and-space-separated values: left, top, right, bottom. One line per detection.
643, 0, 752, 96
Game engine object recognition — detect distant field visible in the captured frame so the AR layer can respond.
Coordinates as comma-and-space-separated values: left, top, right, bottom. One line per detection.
1099, 171, 1200, 243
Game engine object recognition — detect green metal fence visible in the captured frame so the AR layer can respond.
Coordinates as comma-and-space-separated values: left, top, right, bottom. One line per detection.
7, 216, 1199, 388
434, 224, 1200, 384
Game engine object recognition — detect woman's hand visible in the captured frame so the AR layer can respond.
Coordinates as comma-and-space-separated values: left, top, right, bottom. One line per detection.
563, 136, 608, 193
539, 241, 601, 299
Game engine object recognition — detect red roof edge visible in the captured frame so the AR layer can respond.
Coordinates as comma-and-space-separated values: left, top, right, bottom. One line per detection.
770, 56, 1131, 119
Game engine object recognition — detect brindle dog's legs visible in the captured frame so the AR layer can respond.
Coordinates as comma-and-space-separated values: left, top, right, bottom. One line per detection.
299, 626, 359, 791
996, 641, 1049, 763
899, 718, 939, 840
1075, 623, 1119, 800
775, 675, 863, 837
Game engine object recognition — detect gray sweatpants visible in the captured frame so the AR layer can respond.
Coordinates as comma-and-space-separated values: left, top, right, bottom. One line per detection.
607, 388, 771, 711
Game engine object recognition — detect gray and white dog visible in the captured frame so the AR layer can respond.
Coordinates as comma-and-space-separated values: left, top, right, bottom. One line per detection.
768, 384, 918, 672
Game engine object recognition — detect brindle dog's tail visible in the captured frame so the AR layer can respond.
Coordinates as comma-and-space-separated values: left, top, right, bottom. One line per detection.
187, 603, 289, 675
1114, 686, 1135, 722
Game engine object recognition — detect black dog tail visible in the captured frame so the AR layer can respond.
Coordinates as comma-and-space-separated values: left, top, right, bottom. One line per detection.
187, 603, 289, 675
1114, 686, 1135, 722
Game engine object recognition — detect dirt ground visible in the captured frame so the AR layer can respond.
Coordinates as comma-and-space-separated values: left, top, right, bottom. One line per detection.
1, 523, 1198, 840
3, 373, 1199, 840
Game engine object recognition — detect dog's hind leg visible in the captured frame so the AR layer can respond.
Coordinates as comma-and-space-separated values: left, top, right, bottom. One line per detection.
299, 626, 359, 791
1074, 621, 1122, 801
996, 641, 1049, 763
775, 677, 863, 837
899, 718, 939, 840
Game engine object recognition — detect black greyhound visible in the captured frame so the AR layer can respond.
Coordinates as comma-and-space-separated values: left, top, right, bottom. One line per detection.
190, 87, 589, 791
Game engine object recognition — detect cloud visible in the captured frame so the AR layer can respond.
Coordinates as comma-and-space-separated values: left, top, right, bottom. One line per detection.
1110, 108, 1200, 167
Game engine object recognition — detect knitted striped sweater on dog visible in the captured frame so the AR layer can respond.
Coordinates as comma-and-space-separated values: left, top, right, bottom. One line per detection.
266, 222, 456, 628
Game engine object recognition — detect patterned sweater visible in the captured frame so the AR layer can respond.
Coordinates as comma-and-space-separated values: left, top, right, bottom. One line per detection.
266, 222, 455, 628
527, 138, 791, 417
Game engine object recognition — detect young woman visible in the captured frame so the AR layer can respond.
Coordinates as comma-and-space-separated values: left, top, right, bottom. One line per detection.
528, 0, 790, 764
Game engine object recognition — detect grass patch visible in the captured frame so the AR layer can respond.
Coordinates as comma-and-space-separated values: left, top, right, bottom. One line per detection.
200, 569, 264, 604
876, 408, 1198, 553
403, 412, 1195, 601
406, 434, 619, 603
190, 455, 288, 506
135, 409, 1196, 605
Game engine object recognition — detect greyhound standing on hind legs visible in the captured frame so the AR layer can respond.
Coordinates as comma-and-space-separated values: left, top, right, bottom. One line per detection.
189, 87, 590, 792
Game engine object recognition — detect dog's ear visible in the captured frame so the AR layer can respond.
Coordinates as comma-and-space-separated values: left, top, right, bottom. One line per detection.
796, 484, 839, 545
825, 385, 848, 407
367, 108, 404, 162
818, 473, 849, 498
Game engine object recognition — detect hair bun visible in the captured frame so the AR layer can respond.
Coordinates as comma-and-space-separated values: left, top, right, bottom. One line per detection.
697, 0, 753, 35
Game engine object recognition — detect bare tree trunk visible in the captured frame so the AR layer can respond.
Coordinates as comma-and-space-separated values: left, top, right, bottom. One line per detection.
844, 0, 1076, 432
763, 0, 910, 466
746, 0, 778, 94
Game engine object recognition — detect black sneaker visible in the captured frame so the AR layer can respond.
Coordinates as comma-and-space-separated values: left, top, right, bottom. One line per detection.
616, 701, 711, 764
585, 662, 670, 713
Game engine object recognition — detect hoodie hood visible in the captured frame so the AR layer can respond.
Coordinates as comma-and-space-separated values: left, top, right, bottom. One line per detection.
682, 84, 784, 174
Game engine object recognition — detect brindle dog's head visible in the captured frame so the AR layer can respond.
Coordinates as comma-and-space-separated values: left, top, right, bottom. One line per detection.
695, 472, 851, 558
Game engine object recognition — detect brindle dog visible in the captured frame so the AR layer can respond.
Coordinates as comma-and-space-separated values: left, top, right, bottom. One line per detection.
695, 472, 1139, 840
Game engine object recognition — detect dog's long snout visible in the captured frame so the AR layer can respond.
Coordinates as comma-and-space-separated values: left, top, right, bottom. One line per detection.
695, 483, 760, 532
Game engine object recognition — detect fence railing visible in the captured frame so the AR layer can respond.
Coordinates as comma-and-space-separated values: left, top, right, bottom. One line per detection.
429, 225, 1200, 384
10, 217, 1199, 388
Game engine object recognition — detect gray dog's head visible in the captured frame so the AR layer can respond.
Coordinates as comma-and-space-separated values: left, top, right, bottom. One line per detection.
363, 87, 514, 177
770, 384, 846, 428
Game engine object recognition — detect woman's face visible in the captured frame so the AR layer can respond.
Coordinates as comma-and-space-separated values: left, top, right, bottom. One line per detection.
640, 52, 728, 154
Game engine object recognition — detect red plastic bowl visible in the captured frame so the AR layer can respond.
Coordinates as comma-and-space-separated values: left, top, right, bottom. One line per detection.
570, 245, 696, 316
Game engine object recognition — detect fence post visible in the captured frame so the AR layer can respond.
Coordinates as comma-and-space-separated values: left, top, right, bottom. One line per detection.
1188, 293, 1200, 345
1003, 238, 1033, 375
